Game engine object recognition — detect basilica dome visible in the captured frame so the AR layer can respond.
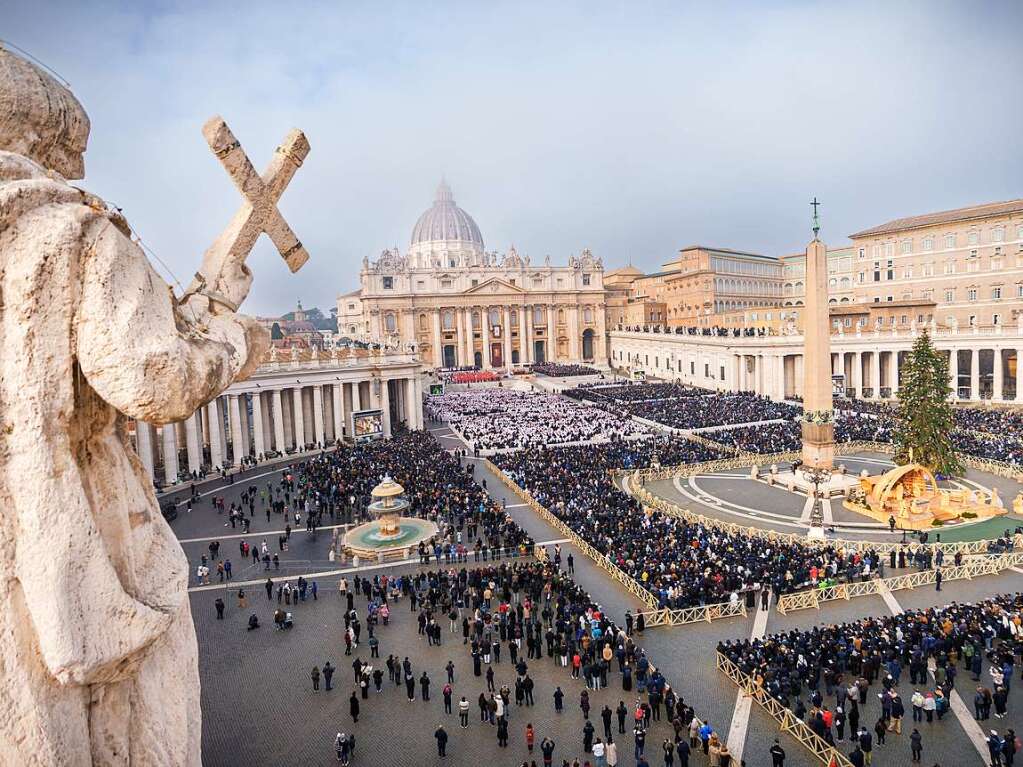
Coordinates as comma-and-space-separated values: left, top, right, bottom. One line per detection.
410, 180, 484, 261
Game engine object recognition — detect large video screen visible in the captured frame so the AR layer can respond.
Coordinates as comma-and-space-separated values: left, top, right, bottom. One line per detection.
352, 409, 383, 440
429, 382, 445, 396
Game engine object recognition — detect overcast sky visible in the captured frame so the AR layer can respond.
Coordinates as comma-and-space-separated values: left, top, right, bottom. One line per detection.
7, 1, 1023, 315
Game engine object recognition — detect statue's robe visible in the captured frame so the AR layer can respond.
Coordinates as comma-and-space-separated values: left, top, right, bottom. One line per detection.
0, 151, 265, 766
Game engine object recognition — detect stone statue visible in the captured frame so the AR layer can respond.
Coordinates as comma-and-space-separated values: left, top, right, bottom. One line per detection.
0, 48, 269, 765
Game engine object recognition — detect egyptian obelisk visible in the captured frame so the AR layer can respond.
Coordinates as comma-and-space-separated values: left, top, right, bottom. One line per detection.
801, 199, 834, 469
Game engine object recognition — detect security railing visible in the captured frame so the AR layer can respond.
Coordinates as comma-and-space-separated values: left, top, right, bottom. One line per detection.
716, 653, 854, 767
776, 551, 1023, 614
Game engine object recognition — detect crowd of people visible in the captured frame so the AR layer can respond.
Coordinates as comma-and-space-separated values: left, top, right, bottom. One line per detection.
719, 593, 1023, 765
448, 370, 502, 384
705, 414, 895, 454
566, 382, 710, 404
493, 439, 885, 608
425, 389, 650, 451
625, 392, 801, 431
531, 363, 599, 378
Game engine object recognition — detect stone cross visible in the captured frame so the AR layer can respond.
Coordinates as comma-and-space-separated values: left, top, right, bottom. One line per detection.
182, 115, 310, 311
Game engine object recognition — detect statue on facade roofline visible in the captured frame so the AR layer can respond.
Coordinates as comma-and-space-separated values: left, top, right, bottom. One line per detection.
0, 45, 276, 765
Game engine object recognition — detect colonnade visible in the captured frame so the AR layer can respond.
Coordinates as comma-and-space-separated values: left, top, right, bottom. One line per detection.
135, 374, 424, 486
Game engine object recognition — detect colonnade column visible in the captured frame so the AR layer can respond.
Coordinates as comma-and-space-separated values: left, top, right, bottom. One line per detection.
993, 350, 1004, 401
229, 394, 244, 463
502, 306, 512, 368
948, 350, 959, 401
313, 384, 325, 446
183, 412, 200, 474
252, 392, 266, 456
432, 309, 443, 368
207, 399, 223, 467
136, 421, 155, 480
272, 389, 286, 451
871, 351, 882, 399
891, 352, 901, 398
292, 387, 305, 449
970, 348, 980, 400
352, 381, 362, 412
1017, 348, 1023, 402
853, 351, 863, 398
481, 308, 491, 369
332, 383, 344, 441
162, 424, 179, 483
380, 379, 392, 437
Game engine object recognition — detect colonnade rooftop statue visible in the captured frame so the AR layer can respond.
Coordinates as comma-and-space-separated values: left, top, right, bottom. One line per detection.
0, 45, 308, 765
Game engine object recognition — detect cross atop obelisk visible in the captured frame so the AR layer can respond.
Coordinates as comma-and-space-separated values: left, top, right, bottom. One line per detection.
811, 197, 821, 238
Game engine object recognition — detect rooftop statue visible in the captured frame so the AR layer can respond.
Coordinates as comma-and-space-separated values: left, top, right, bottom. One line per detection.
0, 45, 310, 765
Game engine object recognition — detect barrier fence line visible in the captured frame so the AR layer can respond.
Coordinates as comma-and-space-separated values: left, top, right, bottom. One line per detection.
485, 460, 659, 610
776, 551, 1023, 614
716, 653, 854, 767
638, 599, 747, 628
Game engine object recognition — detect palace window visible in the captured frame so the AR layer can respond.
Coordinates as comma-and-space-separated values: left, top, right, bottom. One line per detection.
922, 237, 934, 251
992, 286, 1002, 300
382, 276, 393, 290
441, 279, 452, 289
992, 227, 1005, 242
901, 239, 912, 254
533, 307, 545, 325
993, 314, 1001, 325
968, 231, 979, 246
472, 312, 481, 330
968, 288, 978, 301
442, 311, 455, 330
944, 289, 954, 302
945, 234, 956, 248
582, 274, 591, 286
384, 313, 397, 332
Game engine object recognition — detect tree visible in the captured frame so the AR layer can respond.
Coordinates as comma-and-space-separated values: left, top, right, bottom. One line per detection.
894, 331, 962, 476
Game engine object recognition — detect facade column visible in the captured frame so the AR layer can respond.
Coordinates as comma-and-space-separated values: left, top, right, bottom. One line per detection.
239, 396, 251, 457
414, 375, 424, 429
993, 349, 1004, 401
272, 388, 286, 452
502, 306, 512, 368
481, 306, 491, 369
252, 392, 266, 457
568, 305, 580, 361
432, 309, 443, 368
970, 348, 980, 400
313, 384, 326, 446
853, 351, 863, 398
207, 398, 223, 467
549, 304, 558, 360
332, 383, 344, 441
135, 421, 155, 481
229, 394, 244, 463
871, 351, 882, 399
519, 306, 527, 366
292, 387, 305, 449
380, 378, 392, 437
161, 423, 179, 484
464, 307, 474, 367
185, 412, 202, 474
352, 381, 362, 411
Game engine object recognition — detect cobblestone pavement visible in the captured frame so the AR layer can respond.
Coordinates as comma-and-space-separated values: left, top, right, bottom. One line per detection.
184, 431, 1021, 767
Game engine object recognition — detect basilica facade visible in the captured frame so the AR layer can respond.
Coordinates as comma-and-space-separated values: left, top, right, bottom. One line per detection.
337, 180, 608, 369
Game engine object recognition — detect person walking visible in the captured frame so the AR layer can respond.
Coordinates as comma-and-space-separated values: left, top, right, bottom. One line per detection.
458, 696, 470, 728
769, 738, 786, 766
434, 725, 448, 757
525, 722, 535, 753
910, 728, 922, 763
583, 719, 595, 753
214, 598, 225, 619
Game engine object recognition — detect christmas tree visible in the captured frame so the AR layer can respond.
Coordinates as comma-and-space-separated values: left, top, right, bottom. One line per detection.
894, 331, 962, 476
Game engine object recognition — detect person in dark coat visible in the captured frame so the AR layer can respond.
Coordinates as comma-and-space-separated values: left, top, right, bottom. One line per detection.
434, 725, 448, 756
214, 598, 225, 619
322, 661, 334, 691
769, 738, 785, 766
676, 737, 691, 767
583, 720, 595, 753
349, 692, 360, 723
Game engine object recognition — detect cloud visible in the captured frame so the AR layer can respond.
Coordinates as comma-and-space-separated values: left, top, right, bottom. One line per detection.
5, 0, 1022, 315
